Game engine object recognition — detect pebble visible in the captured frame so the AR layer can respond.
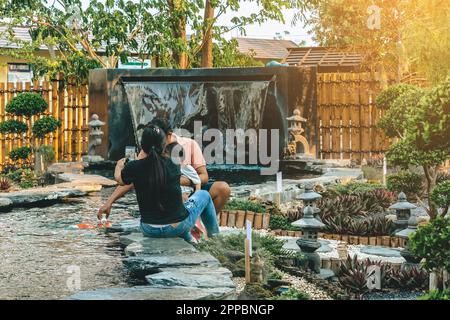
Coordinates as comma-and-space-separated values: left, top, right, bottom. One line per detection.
280, 270, 332, 300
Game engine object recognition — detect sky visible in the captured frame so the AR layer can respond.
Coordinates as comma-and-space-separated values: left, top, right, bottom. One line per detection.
73, 0, 315, 45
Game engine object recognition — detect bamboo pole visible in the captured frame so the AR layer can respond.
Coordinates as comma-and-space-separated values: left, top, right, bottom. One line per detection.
0, 83, 4, 170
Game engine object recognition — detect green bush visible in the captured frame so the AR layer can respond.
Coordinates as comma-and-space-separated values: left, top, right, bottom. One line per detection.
387, 171, 423, 197
273, 287, 310, 300
224, 199, 266, 213
6, 168, 37, 189
419, 289, 450, 300
32, 116, 60, 138
375, 83, 420, 109
0, 120, 28, 134
9, 146, 32, 161
430, 181, 450, 209
269, 214, 299, 231
332, 182, 385, 196
409, 216, 450, 272
5, 92, 47, 117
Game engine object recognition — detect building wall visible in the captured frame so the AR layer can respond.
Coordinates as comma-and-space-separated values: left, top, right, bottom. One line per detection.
0, 51, 52, 83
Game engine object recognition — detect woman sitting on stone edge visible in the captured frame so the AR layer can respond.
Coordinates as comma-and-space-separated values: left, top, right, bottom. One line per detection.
108, 124, 219, 241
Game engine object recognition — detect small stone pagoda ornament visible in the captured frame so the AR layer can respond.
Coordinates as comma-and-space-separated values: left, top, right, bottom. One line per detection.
389, 192, 417, 231
292, 206, 325, 274
395, 213, 421, 269
286, 109, 310, 155
298, 184, 322, 221
82, 114, 105, 163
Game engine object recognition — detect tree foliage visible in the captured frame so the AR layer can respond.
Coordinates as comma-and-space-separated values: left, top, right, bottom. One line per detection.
304, 0, 450, 83
377, 79, 450, 218
0, 0, 313, 79
409, 216, 450, 273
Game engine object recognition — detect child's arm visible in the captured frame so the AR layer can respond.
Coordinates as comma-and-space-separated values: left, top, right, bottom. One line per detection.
194, 183, 201, 191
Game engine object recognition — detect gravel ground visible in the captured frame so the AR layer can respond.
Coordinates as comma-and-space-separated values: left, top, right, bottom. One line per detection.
280, 270, 332, 300
362, 290, 425, 300
232, 277, 246, 295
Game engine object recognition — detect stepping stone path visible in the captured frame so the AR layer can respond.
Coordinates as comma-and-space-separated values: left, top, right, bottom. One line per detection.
67, 231, 236, 300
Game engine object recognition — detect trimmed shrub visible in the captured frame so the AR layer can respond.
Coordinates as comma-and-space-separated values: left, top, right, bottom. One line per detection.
0, 120, 28, 134
32, 116, 61, 138
387, 171, 423, 197
9, 146, 32, 161
6, 92, 47, 117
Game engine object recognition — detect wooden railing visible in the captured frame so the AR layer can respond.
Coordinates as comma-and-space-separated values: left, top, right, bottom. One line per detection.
0, 77, 89, 170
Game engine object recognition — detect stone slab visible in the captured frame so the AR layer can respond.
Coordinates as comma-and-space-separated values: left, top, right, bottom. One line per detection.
56, 173, 117, 187
145, 267, 235, 288
0, 186, 86, 205
124, 237, 197, 256
48, 162, 87, 174
0, 197, 13, 208
66, 285, 236, 300
123, 252, 220, 273
282, 238, 332, 253
360, 246, 402, 258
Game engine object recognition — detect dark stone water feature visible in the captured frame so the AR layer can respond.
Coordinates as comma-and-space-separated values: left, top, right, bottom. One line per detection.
0, 188, 140, 299
89, 67, 317, 161
123, 80, 270, 147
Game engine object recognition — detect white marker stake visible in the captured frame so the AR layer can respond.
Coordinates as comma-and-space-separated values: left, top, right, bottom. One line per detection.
275, 171, 283, 206
246, 220, 252, 257
383, 156, 387, 185
245, 219, 252, 284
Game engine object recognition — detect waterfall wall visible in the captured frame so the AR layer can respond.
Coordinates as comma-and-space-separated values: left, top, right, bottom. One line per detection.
88, 67, 317, 161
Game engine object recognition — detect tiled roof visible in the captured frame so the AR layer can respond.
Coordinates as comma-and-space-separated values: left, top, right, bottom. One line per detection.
285, 47, 363, 72
236, 37, 298, 60
0, 26, 108, 52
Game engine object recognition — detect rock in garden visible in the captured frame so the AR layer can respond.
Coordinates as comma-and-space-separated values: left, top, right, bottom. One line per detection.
145, 266, 235, 288
123, 252, 220, 273
67, 285, 236, 300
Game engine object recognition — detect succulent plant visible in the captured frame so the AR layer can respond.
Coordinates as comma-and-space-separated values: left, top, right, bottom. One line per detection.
387, 267, 428, 290
0, 176, 12, 191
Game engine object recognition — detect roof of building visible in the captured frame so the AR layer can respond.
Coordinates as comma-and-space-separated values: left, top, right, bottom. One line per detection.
285, 47, 363, 72
0, 26, 109, 53
236, 37, 298, 60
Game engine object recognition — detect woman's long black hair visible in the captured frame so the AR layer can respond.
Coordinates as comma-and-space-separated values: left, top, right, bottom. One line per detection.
140, 124, 167, 207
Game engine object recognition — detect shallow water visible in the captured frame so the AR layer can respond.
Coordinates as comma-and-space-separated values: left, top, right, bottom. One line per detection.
0, 188, 139, 300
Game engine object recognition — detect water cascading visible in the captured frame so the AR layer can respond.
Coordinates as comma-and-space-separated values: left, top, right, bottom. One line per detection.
123, 81, 270, 154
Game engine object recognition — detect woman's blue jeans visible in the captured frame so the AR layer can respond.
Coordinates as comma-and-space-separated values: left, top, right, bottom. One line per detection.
140, 190, 219, 241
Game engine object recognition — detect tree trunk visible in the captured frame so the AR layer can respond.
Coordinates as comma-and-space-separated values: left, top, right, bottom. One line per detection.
167, 0, 188, 68
423, 165, 438, 219
429, 271, 440, 291
201, 0, 214, 68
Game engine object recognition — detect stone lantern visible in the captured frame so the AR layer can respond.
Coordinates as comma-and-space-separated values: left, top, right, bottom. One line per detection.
82, 114, 105, 163
389, 192, 416, 230
297, 185, 322, 221
286, 109, 310, 155
395, 213, 420, 268
292, 206, 325, 274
